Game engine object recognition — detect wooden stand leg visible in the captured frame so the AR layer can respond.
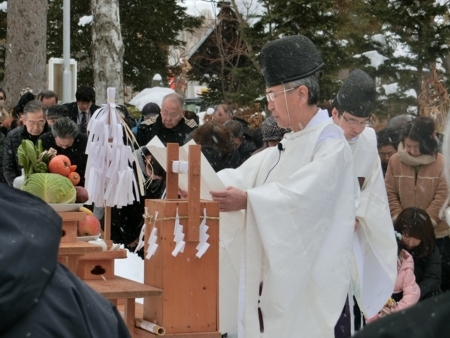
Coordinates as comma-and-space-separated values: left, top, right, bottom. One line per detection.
66, 255, 80, 273
125, 298, 136, 338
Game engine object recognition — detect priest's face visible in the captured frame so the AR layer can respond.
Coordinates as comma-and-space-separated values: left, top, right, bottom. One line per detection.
265, 84, 299, 130
331, 109, 370, 140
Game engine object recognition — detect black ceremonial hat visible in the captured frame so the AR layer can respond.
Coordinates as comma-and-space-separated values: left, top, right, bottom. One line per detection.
260, 35, 325, 88
334, 69, 376, 118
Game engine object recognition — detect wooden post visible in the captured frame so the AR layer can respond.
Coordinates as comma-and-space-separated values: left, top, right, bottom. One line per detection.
166, 143, 179, 199
187, 144, 201, 242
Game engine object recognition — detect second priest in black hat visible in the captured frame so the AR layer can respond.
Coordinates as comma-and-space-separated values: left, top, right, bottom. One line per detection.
331, 68, 398, 338
210, 35, 358, 338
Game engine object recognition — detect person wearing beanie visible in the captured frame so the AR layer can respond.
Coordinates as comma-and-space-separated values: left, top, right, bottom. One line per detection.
45, 104, 69, 126
63, 86, 100, 133
331, 69, 397, 337
0, 185, 131, 338
132, 102, 160, 136
209, 35, 358, 337
261, 115, 290, 147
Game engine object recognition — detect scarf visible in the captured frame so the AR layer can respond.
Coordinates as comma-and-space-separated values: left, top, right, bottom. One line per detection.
397, 142, 436, 167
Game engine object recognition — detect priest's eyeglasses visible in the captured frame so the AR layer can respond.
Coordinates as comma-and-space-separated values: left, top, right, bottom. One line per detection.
342, 115, 370, 127
265, 86, 299, 102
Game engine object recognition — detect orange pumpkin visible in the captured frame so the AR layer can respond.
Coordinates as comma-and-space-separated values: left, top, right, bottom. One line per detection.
68, 172, 81, 185
69, 165, 77, 173
48, 155, 72, 177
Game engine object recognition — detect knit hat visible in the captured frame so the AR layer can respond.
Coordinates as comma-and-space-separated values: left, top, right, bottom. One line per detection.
333, 69, 376, 118
142, 102, 160, 117
262, 116, 290, 141
46, 105, 69, 119
260, 35, 325, 88
14, 92, 36, 116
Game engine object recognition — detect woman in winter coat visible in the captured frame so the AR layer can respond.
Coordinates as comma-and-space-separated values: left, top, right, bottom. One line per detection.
385, 116, 449, 291
191, 121, 242, 172
367, 232, 420, 322
394, 207, 441, 300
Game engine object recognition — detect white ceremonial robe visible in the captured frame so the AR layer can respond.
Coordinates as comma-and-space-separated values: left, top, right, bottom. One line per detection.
218, 109, 358, 338
349, 128, 397, 318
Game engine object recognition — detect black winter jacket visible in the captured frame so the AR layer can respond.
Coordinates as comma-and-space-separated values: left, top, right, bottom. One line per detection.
2, 124, 50, 185
409, 245, 442, 300
0, 184, 131, 338
137, 114, 197, 147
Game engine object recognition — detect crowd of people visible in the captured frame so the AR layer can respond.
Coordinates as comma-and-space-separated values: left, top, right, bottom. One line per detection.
1, 34, 450, 337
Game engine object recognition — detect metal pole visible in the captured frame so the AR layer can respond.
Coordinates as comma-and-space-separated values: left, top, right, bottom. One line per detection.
62, 0, 72, 103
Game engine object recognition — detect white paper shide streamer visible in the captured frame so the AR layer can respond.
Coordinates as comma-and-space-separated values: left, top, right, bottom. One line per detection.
172, 208, 186, 257
146, 211, 159, 260
84, 87, 141, 208
196, 208, 210, 258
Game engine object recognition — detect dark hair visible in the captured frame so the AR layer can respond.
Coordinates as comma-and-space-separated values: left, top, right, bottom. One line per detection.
184, 110, 199, 125
37, 90, 58, 102
192, 121, 233, 157
395, 233, 404, 256
394, 207, 436, 258
75, 86, 96, 103
223, 119, 244, 139
51, 118, 79, 139
401, 116, 438, 155
377, 127, 400, 150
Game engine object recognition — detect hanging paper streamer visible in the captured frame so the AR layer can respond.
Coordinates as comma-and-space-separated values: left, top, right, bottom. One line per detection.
146, 210, 159, 260
196, 208, 210, 258
84, 87, 144, 208
172, 208, 186, 257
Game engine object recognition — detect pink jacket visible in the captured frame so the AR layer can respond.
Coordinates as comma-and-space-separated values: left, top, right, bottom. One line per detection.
368, 250, 420, 322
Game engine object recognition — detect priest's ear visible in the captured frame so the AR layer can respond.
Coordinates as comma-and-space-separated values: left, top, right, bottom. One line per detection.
296, 85, 309, 107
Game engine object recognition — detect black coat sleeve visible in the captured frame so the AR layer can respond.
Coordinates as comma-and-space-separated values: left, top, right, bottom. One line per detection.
2, 132, 20, 186
416, 246, 442, 300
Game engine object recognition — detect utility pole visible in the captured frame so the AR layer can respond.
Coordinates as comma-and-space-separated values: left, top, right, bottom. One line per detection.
62, 0, 72, 103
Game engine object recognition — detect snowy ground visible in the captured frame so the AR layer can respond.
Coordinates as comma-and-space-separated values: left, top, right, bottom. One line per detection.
115, 249, 238, 337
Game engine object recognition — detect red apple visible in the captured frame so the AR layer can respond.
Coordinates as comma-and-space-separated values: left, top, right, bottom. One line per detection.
77, 215, 101, 236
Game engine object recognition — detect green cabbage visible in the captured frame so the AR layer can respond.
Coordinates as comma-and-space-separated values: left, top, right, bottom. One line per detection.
22, 173, 76, 204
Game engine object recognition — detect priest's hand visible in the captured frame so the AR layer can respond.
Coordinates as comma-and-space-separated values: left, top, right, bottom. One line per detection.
210, 186, 247, 212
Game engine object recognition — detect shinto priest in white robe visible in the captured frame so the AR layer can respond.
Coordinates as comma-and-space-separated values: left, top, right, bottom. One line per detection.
218, 109, 358, 337
348, 127, 397, 318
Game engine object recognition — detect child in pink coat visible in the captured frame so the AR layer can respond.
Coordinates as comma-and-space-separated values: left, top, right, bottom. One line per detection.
367, 232, 420, 322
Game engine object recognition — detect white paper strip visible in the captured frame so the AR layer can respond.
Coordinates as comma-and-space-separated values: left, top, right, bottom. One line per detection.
145, 211, 159, 260
171, 208, 186, 257
196, 208, 210, 258
84, 87, 143, 207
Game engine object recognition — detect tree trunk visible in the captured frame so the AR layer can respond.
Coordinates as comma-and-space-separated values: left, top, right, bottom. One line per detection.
91, 0, 124, 105
4, 0, 47, 106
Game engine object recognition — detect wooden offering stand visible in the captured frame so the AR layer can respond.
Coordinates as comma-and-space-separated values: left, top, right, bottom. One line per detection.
57, 211, 102, 273
137, 143, 221, 338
